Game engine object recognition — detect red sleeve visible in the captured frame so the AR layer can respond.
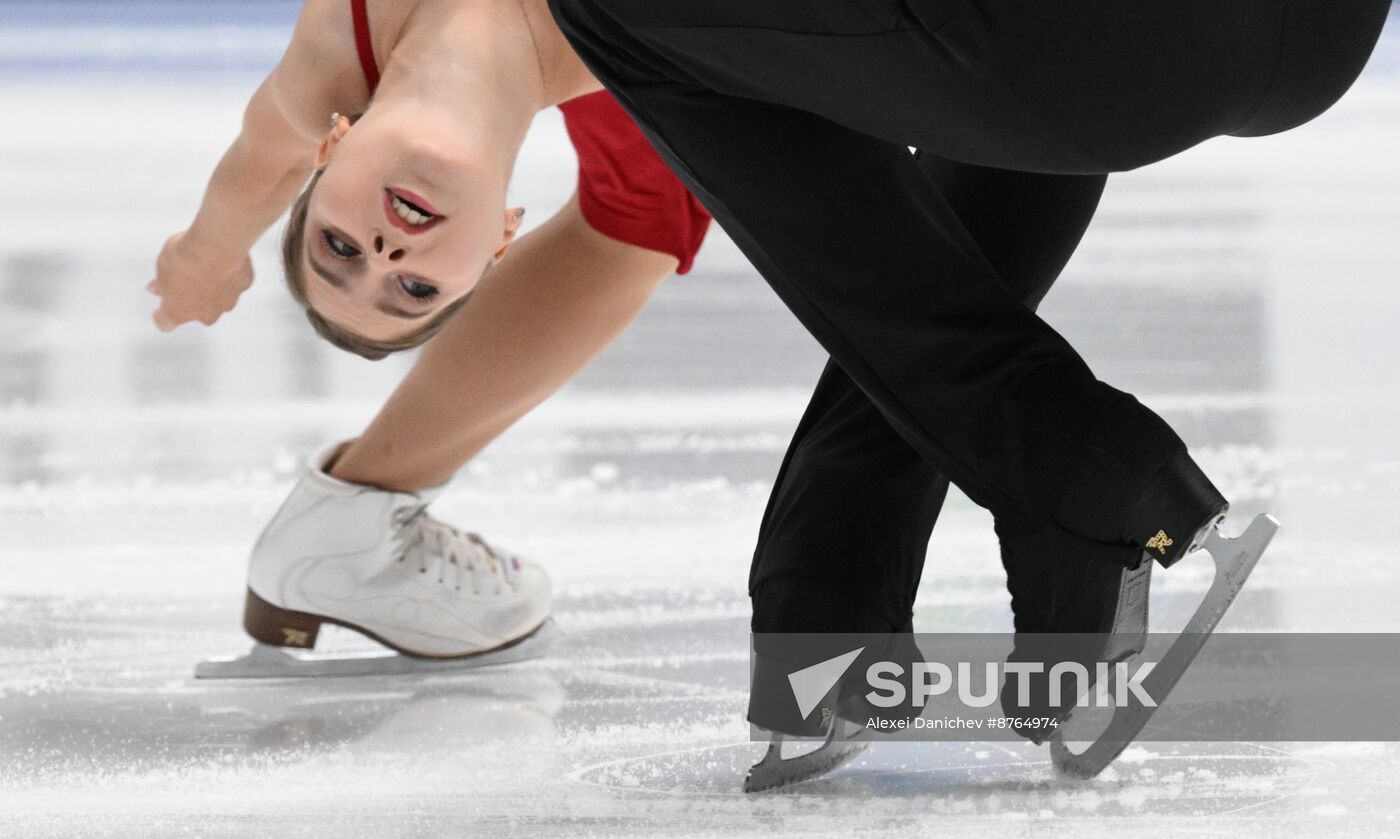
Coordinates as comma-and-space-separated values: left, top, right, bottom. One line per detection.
557, 91, 712, 275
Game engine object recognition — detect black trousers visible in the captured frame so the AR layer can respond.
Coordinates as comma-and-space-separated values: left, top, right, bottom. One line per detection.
547, 0, 1392, 628
750, 155, 1108, 632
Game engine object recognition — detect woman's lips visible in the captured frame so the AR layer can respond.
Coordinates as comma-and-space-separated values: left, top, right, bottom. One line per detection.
383, 188, 443, 236
389, 187, 440, 215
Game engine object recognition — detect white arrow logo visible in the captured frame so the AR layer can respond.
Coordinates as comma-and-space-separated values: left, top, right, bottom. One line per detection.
787, 647, 865, 719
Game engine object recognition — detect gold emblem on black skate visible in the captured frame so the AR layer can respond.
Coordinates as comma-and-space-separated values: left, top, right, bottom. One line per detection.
1146, 530, 1174, 555
281, 627, 311, 647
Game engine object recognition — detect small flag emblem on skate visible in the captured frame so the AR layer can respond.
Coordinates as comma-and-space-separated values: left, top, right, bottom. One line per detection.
280, 627, 311, 647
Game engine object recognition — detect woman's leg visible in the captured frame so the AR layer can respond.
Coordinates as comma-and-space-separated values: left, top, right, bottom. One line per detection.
549, 0, 1387, 563
329, 195, 675, 492
237, 197, 681, 664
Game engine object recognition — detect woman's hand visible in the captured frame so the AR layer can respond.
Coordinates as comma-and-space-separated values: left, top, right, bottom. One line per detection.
148, 232, 254, 331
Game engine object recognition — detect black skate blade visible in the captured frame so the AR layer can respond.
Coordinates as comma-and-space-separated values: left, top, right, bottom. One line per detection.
744, 721, 868, 792
193, 620, 559, 679
1050, 513, 1279, 778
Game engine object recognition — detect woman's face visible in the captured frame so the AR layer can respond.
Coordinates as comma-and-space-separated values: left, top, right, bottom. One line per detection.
301, 110, 520, 341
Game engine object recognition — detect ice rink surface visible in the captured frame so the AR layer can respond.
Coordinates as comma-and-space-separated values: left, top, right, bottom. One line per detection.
2, 3, 1399, 837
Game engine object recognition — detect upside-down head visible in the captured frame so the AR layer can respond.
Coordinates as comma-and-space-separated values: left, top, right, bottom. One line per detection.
281, 109, 523, 360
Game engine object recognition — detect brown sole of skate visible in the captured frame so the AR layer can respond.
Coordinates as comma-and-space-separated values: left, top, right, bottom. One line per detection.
242, 586, 549, 661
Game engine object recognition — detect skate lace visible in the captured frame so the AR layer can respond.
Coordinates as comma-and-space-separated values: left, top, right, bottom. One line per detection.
390, 505, 518, 596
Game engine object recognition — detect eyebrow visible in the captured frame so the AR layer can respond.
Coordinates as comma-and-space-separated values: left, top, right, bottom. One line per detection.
308, 254, 346, 289
375, 299, 432, 321
308, 255, 431, 322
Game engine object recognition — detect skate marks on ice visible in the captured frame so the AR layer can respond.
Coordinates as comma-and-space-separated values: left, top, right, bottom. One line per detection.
0, 584, 751, 777
572, 738, 1382, 819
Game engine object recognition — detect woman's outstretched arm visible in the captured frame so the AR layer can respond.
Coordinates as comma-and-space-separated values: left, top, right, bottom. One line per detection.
328, 193, 677, 491
149, 3, 347, 330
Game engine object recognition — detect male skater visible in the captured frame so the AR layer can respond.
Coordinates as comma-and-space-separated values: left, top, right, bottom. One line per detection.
544, 0, 1390, 784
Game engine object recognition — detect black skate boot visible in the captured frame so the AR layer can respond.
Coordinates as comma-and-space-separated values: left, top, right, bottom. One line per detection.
744, 578, 917, 792
995, 507, 1153, 744
1126, 449, 1229, 568
1048, 509, 1276, 778
1022, 442, 1277, 777
1051, 392, 1232, 571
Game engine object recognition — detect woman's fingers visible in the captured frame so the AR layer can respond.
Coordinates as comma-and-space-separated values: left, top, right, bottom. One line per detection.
151, 304, 178, 332
151, 296, 236, 331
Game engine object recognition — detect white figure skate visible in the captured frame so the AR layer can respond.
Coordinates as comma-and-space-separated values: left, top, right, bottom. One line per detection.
196, 443, 557, 679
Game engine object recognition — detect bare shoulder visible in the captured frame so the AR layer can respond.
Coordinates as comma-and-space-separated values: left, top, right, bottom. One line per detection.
264, 0, 372, 142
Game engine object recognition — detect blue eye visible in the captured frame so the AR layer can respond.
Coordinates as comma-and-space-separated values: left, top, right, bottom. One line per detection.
322, 230, 360, 259
399, 277, 439, 300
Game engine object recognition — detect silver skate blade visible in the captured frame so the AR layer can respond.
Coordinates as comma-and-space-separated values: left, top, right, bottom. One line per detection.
1050, 514, 1279, 779
193, 620, 559, 679
743, 719, 868, 793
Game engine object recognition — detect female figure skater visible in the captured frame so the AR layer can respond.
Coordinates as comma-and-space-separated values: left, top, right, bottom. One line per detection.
152, 0, 711, 661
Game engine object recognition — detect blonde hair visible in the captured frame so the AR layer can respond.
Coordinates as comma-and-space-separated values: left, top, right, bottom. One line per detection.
281, 172, 477, 360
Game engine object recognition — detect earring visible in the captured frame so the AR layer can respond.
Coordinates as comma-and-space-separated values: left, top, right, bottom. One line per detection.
329, 113, 342, 128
